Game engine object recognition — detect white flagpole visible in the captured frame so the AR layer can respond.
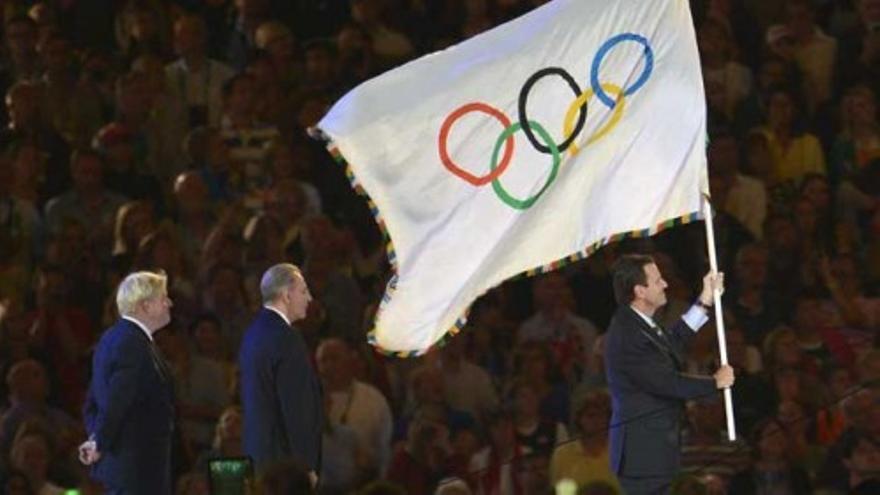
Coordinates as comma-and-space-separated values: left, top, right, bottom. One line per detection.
702, 194, 737, 441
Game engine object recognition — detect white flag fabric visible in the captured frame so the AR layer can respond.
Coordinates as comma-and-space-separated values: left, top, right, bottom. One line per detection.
317, 0, 708, 356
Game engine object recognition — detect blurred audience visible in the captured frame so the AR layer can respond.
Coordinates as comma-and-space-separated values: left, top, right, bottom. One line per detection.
0, 1, 874, 493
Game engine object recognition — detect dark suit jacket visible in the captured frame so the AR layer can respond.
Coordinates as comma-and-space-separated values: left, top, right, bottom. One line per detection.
238, 308, 323, 473
604, 305, 717, 478
84, 319, 174, 494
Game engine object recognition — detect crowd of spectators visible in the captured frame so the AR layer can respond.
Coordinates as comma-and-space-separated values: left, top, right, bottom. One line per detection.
0, 0, 879, 494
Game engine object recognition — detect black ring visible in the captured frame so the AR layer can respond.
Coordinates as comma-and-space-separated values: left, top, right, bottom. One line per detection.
517, 67, 587, 154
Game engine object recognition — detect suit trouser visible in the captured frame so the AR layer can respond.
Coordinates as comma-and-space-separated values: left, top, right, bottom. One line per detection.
618, 474, 672, 495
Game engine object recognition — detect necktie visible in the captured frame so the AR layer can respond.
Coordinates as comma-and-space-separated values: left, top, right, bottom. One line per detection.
148, 340, 171, 382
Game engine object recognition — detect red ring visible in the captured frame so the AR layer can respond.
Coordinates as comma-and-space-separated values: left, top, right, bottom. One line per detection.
438, 102, 515, 186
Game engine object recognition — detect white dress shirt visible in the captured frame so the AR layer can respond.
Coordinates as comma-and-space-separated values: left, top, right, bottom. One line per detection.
264, 305, 291, 327
122, 315, 153, 342
631, 304, 708, 333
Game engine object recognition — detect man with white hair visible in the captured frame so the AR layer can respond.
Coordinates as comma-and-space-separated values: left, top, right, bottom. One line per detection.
239, 263, 322, 482
80, 270, 175, 494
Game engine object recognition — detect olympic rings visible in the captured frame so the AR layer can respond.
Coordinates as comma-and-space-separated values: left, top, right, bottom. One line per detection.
518, 68, 587, 154
491, 120, 561, 210
439, 102, 515, 186
590, 33, 654, 109
437, 32, 654, 210
563, 83, 626, 157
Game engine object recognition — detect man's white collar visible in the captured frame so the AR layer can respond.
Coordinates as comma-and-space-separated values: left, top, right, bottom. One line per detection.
629, 305, 657, 329
265, 305, 291, 326
122, 315, 153, 341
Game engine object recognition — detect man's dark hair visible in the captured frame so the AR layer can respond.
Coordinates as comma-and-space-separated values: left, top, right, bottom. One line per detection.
611, 254, 655, 305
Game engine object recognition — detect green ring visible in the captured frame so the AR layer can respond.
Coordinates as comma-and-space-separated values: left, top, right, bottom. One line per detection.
489, 120, 561, 210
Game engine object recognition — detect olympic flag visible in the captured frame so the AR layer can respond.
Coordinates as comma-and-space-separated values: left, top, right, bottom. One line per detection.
316, 0, 708, 355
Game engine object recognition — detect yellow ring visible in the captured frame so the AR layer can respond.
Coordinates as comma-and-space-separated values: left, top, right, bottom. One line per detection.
562, 83, 626, 158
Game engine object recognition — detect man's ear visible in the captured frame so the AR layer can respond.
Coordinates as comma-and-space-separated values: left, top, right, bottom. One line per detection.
632, 285, 645, 301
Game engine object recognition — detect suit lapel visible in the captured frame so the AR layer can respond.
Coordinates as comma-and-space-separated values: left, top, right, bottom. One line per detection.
623, 307, 684, 370
121, 319, 172, 383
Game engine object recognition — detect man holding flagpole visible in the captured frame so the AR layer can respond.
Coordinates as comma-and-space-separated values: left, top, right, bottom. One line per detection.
605, 254, 734, 494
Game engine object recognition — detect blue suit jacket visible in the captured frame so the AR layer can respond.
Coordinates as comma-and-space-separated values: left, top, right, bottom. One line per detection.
84, 319, 174, 494
604, 306, 717, 478
238, 308, 323, 473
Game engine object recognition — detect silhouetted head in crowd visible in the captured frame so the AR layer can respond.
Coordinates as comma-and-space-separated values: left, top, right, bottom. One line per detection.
303, 39, 338, 85
750, 417, 790, 464
765, 85, 806, 136
69, 148, 106, 197
2, 469, 34, 495
6, 82, 43, 131
212, 406, 243, 454
112, 200, 156, 257
233, 0, 271, 25
205, 263, 246, 311
6, 359, 49, 405
130, 53, 167, 101
570, 388, 612, 439
762, 326, 802, 370
840, 84, 878, 135
190, 313, 226, 361
841, 432, 880, 487
734, 243, 769, 291
686, 396, 726, 440
434, 477, 471, 495
763, 212, 799, 254
173, 171, 210, 218
351, 0, 383, 27
4, 15, 37, 64
857, 0, 880, 26
94, 122, 136, 173
485, 408, 517, 454
222, 73, 258, 123
409, 365, 447, 408
532, 272, 572, 317
41, 34, 73, 78
10, 429, 55, 493
844, 386, 880, 440
28, 2, 56, 32
115, 71, 152, 123
243, 213, 285, 265
266, 178, 307, 228
255, 21, 296, 66
173, 15, 208, 63
34, 263, 69, 310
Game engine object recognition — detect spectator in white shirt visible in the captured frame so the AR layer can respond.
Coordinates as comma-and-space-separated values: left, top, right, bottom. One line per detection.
317, 338, 393, 477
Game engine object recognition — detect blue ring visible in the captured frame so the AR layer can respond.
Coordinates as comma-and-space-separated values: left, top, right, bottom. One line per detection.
590, 33, 654, 109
